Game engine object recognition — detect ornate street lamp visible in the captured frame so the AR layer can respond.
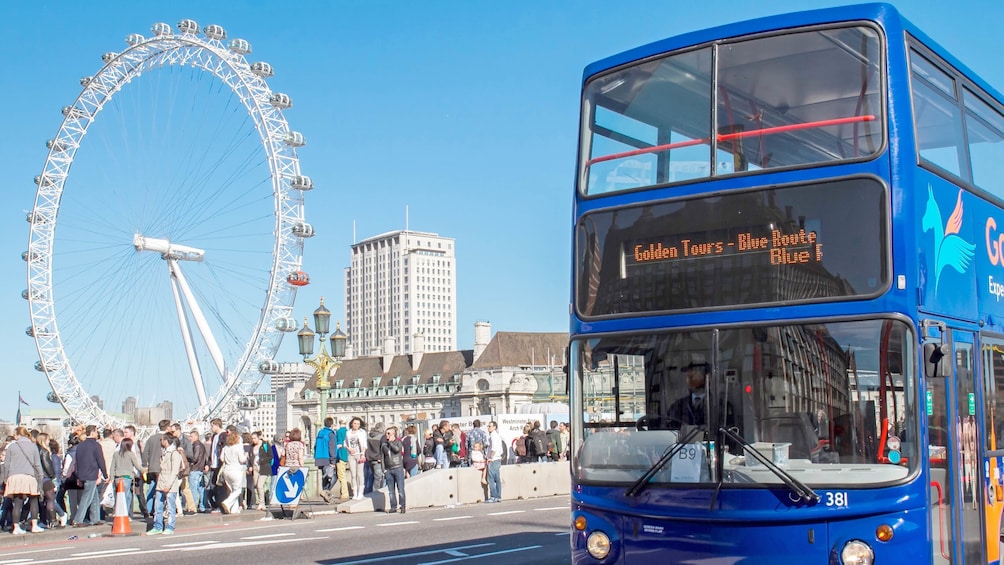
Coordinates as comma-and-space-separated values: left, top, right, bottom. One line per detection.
297, 297, 346, 424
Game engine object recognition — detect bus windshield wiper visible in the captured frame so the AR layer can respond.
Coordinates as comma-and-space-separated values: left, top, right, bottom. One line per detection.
719, 427, 820, 504
625, 426, 704, 497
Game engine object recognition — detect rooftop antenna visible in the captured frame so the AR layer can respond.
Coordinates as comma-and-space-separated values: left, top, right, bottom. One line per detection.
405, 204, 409, 233
353, 220, 356, 245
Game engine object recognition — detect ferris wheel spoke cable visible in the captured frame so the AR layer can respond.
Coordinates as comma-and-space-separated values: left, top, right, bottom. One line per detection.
177, 181, 272, 237
168, 158, 267, 236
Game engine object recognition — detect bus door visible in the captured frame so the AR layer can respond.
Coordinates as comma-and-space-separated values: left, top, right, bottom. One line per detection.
927, 328, 985, 564
980, 335, 1004, 564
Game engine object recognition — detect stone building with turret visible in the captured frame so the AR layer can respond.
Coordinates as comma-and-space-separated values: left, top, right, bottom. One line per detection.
283, 325, 567, 440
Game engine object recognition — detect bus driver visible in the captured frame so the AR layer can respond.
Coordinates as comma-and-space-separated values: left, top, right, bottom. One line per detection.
666, 359, 739, 441
667, 361, 711, 429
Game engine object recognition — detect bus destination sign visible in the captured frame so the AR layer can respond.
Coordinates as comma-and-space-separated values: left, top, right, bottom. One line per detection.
626, 227, 823, 270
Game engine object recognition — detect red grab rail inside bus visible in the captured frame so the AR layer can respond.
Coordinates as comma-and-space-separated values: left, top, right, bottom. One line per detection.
929, 481, 950, 560
585, 114, 877, 167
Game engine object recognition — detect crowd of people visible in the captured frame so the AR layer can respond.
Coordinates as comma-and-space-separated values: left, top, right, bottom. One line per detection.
0, 419, 289, 535
0, 416, 570, 534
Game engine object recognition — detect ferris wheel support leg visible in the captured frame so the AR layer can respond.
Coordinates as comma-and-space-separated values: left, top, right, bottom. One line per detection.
168, 261, 209, 408
168, 258, 228, 383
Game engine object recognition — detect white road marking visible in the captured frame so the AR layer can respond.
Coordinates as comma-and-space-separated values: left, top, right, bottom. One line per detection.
0, 559, 34, 564
315, 525, 365, 532
418, 545, 543, 565
554, 531, 571, 536
433, 515, 473, 522
240, 532, 296, 540
486, 510, 524, 516
533, 506, 569, 511
158, 523, 285, 539
376, 521, 419, 527
161, 540, 220, 547
333, 544, 495, 564
180, 536, 326, 551
70, 548, 142, 557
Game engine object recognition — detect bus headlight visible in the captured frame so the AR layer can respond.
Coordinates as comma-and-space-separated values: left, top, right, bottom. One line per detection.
586, 531, 611, 559
840, 540, 874, 565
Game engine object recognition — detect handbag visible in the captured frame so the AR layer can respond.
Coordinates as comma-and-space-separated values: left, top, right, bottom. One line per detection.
100, 481, 115, 509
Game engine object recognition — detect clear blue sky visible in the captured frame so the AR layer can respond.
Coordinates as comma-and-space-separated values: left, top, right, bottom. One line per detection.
3, 0, 1001, 418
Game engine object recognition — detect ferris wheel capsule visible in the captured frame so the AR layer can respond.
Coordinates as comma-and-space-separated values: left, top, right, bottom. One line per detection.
125, 34, 144, 46
283, 131, 306, 147
46, 391, 60, 403
269, 93, 292, 109
80, 76, 93, 87
292, 221, 315, 238
204, 24, 226, 40
250, 61, 274, 78
229, 38, 251, 55
22, 250, 40, 262
290, 175, 313, 191
177, 19, 199, 34
259, 360, 281, 374
47, 138, 76, 152
151, 22, 172, 36
27, 325, 50, 337
236, 396, 259, 410
22, 289, 43, 300
286, 271, 310, 286
35, 360, 60, 372
102, 52, 117, 64
34, 175, 55, 187
61, 106, 85, 119
26, 211, 46, 224
276, 317, 298, 332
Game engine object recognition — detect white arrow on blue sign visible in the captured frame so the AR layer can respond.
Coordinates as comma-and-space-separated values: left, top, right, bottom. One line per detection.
272, 466, 306, 505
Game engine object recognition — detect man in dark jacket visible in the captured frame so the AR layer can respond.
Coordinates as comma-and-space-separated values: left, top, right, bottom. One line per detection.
72, 425, 107, 527
364, 422, 385, 494
141, 419, 170, 514
381, 426, 405, 514
528, 421, 550, 463
187, 430, 209, 513
171, 423, 196, 514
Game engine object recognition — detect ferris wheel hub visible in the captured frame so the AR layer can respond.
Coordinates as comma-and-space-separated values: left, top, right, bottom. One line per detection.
133, 234, 205, 262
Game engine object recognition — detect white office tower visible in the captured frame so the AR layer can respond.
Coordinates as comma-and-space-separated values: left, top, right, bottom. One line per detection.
345, 230, 457, 356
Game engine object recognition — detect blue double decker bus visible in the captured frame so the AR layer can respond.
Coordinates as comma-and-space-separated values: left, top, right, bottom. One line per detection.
568, 4, 1004, 564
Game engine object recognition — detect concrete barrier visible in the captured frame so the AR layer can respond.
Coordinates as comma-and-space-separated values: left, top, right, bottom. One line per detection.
336, 461, 570, 513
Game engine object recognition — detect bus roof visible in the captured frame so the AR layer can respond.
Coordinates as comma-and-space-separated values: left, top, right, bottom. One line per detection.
583, 2, 1004, 106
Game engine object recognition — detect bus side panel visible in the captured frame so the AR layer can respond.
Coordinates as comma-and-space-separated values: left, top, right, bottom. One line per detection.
917, 170, 980, 319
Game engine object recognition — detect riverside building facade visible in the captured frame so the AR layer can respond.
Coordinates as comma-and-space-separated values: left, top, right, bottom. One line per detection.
344, 230, 457, 357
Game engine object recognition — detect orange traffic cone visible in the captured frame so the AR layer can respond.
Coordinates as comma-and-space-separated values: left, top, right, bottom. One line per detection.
107, 478, 138, 536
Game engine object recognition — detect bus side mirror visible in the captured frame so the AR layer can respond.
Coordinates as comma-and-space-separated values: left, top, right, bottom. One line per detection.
924, 343, 952, 378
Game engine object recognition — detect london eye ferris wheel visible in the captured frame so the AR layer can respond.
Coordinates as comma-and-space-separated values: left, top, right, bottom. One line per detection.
25, 20, 315, 431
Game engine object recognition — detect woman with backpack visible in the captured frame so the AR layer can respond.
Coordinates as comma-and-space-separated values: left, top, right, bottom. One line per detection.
402, 425, 420, 477
109, 438, 145, 523
56, 434, 82, 524
35, 433, 61, 528
148, 435, 182, 535
421, 429, 436, 472
3, 426, 46, 534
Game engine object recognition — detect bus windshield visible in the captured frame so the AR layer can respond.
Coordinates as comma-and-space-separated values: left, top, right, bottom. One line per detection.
572, 319, 915, 488
580, 24, 883, 195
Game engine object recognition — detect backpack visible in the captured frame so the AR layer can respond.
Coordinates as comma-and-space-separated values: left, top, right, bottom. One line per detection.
177, 449, 190, 478
513, 437, 527, 458
530, 430, 547, 456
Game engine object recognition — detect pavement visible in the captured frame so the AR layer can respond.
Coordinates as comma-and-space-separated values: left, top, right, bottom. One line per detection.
0, 497, 343, 549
